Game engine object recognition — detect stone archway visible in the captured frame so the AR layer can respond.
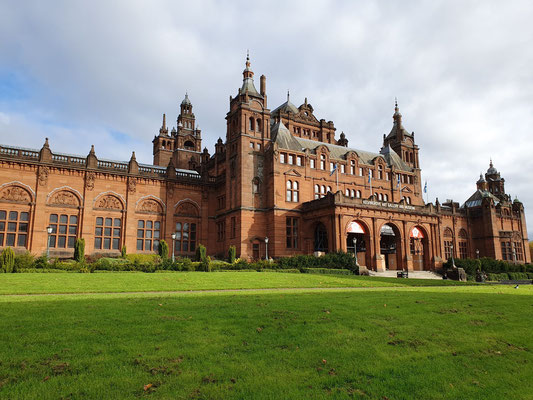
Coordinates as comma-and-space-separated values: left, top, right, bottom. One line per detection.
379, 223, 403, 271
346, 220, 370, 268
410, 225, 429, 271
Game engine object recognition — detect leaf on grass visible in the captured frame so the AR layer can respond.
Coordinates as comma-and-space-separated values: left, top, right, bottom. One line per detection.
144, 383, 153, 391
322, 359, 327, 364
43, 376, 50, 382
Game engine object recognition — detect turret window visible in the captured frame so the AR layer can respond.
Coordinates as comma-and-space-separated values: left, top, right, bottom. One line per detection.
249, 117, 255, 132
256, 118, 262, 132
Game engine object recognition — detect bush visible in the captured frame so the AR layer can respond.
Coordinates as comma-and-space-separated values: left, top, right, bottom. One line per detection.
301, 268, 353, 275
17, 268, 71, 273
74, 238, 85, 263
14, 251, 34, 271
33, 255, 49, 269
126, 254, 161, 264
1, 247, 15, 273
51, 259, 82, 271
159, 240, 169, 259
261, 268, 300, 273
508, 272, 530, 280
196, 244, 207, 262
228, 246, 236, 264
121, 245, 127, 258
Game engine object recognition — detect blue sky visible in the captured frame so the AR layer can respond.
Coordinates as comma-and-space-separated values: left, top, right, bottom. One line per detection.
1, 0, 532, 237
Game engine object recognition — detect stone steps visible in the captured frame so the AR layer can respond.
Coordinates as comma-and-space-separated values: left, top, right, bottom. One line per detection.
368, 270, 443, 280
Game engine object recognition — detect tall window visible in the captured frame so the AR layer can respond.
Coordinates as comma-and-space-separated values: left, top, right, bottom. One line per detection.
501, 241, 512, 261
296, 156, 302, 166
351, 189, 355, 198
286, 217, 299, 249
310, 159, 315, 169
378, 165, 383, 179
356, 190, 361, 198
137, 220, 161, 252
340, 164, 345, 173
288, 154, 294, 165
95, 217, 122, 250
175, 222, 196, 252
320, 154, 326, 170
514, 241, 524, 261
345, 189, 350, 197
458, 229, 468, 259
314, 184, 320, 199
350, 160, 355, 175
358, 167, 363, 176
217, 221, 225, 241
0, 210, 29, 248
249, 117, 254, 132
443, 228, 453, 260
286, 180, 299, 202
49, 214, 77, 249
280, 153, 286, 163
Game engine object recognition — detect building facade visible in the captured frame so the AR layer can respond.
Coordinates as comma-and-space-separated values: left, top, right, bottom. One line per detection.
0, 56, 530, 270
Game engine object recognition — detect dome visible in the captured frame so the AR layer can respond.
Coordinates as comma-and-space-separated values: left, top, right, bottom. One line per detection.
487, 159, 498, 175
181, 93, 191, 106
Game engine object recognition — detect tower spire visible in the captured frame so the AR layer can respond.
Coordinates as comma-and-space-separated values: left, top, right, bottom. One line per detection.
393, 98, 402, 126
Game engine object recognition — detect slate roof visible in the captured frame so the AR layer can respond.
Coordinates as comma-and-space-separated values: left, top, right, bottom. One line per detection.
271, 99, 299, 115
271, 121, 413, 172
462, 189, 500, 208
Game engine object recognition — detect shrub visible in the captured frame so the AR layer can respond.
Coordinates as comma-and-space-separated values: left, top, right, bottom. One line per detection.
17, 268, 71, 273
261, 268, 300, 273
126, 254, 161, 264
33, 255, 49, 269
51, 259, 82, 271
508, 272, 529, 280
301, 268, 352, 275
196, 244, 207, 262
159, 240, 169, 259
74, 238, 85, 263
228, 245, 236, 264
1, 247, 15, 273
14, 251, 34, 271
121, 245, 127, 258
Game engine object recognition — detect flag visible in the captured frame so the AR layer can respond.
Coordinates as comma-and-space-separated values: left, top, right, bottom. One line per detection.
396, 175, 400, 188
368, 170, 372, 184
424, 181, 427, 193
329, 163, 337, 176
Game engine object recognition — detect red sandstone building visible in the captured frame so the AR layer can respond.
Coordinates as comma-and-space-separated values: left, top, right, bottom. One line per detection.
0, 56, 530, 270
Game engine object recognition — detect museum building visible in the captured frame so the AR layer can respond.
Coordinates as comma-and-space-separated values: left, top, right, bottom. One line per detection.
0, 56, 530, 270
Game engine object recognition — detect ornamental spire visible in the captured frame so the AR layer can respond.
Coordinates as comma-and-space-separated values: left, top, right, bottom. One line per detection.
393, 97, 402, 126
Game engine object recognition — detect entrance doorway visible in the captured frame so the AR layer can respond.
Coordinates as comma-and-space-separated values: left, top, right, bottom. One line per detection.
346, 221, 368, 267
410, 226, 428, 270
380, 223, 402, 270
314, 223, 328, 252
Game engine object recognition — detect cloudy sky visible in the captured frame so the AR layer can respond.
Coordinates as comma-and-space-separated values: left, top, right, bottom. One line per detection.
1, 1, 532, 237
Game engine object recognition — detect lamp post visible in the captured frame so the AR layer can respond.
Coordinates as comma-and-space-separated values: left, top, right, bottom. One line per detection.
450, 243, 456, 268
171, 233, 176, 262
265, 237, 269, 260
46, 226, 53, 259
352, 236, 359, 267
476, 249, 480, 259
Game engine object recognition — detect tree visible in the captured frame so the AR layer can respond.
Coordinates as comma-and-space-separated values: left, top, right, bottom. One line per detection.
159, 240, 169, 259
74, 238, 85, 263
1, 247, 15, 273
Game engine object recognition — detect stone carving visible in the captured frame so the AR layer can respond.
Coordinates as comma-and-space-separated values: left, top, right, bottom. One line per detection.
97, 195, 122, 210
139, 199, 162, 214
128, 178, 136, 193
38, 166, 50, 186
49, 191, 78, 207
176, 202, 198, 216
0, 186, 31, 203
85, 172, 95, 191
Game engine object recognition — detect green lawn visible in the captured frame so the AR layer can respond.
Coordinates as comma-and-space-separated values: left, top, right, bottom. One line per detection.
1, 276, 531, 399
0, 271, 469, 295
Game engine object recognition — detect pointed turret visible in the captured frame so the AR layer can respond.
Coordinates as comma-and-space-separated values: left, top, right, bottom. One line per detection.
240, 52, 261, 97
86, 145, 98, 168
159, 113, 168, 136
39, 137, 52, 162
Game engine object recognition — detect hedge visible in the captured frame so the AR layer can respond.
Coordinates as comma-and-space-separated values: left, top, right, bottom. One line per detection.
301, 268, 353, 275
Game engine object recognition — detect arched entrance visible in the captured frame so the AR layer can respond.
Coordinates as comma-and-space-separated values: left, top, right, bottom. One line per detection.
410, 226, 429, 270
314, 223, 328, 253
346, 220, 370, 267
380, 223, 402, 270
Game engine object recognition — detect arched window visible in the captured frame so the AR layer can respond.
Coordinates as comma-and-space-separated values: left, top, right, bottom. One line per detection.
249, 117, 255, 132
321, 185, 326, 195
345, 189, 350, 197
256, 118, 261, 132
286, 180, 299, 202
351, 189, 355, 198
383, 194, 388, 202
314, 184, 320, 199
443, 228, 454, 259
356, 190, 361, 198
458, 229, 468, 259
378, 193, 383, 201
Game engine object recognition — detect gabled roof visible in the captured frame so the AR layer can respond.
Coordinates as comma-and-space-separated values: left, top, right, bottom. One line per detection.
271, 122, 413, 172
271, 99, 299, 115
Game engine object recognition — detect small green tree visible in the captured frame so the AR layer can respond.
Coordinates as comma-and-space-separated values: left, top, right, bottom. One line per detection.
228, 245, 236, 264
159, 240, 169, 259
1, 247, 15, 273
196, 244, 206, 262
74, 238, 85, 263
121, 245, 127, 258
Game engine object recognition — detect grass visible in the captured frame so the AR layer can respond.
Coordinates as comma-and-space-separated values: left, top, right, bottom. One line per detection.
1, 276, 531, 399
0, 271, 470, 295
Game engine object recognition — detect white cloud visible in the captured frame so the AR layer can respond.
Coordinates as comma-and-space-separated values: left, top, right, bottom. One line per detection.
0, 0, 532, 237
